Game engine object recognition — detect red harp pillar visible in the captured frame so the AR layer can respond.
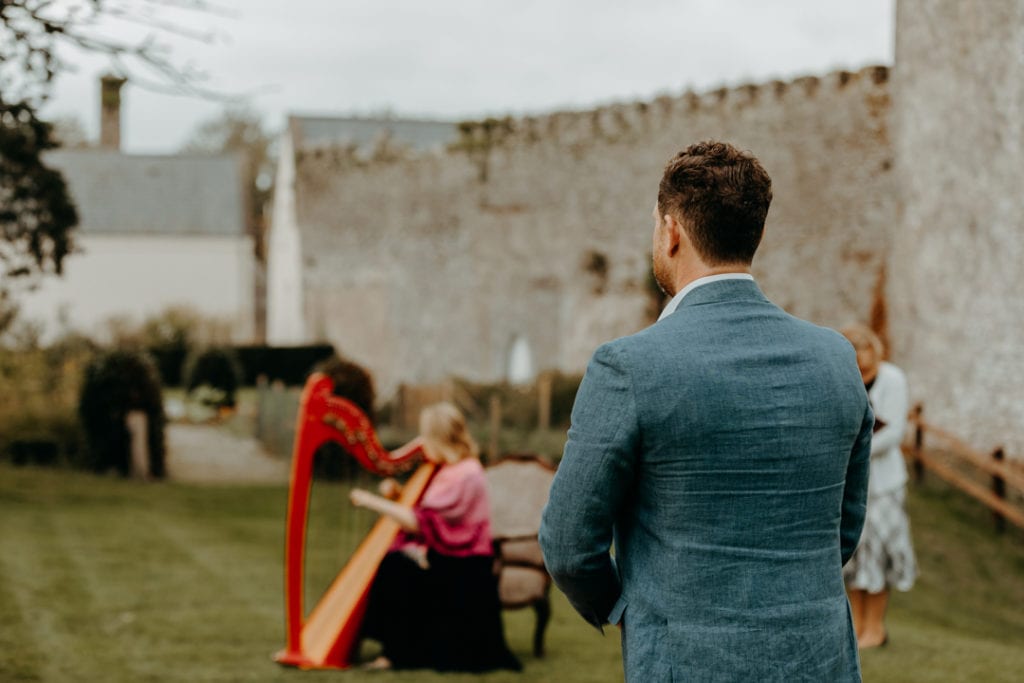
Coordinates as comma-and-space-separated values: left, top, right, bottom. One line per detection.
274, 373, 434, 669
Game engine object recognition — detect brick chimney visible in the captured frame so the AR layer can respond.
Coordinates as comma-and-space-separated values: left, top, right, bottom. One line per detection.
99, 74, 127, 150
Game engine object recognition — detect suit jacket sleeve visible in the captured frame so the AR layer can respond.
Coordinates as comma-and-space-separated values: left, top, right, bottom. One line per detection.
539, 342, 639, 630
841, 402, 873, 565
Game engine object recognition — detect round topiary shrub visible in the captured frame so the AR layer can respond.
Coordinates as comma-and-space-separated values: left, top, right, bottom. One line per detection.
318, 354, 376, 422
183, 346, 243, 409
78, 349, 166, 478
312, 354, 377, 480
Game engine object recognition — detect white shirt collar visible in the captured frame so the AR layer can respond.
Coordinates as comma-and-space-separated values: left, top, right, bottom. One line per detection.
657, 273, 755, 321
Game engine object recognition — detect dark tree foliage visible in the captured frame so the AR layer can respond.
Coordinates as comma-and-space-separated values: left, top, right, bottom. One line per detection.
0, 102, 78, 282
79, 349, 166, 478
183, 346, 243, 408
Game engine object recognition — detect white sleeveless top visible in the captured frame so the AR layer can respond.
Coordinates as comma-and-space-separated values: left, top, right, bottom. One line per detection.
867, 362, 910, 497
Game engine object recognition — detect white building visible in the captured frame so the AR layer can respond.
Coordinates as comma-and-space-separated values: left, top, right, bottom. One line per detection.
23, 151, 255, 342
18, 78, 256, 342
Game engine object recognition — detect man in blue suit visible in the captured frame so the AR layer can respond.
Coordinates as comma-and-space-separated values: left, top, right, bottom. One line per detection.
539, 141, 871, 682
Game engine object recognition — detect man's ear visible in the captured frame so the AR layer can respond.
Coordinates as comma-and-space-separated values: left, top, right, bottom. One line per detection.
663, 213, 682, 257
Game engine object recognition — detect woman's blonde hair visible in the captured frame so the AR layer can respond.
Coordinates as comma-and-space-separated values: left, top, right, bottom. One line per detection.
840, 323, 885, 359
418, 402, 479, 464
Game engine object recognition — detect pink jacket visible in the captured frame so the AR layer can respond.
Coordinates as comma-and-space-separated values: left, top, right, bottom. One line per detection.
396, 458, 494, 558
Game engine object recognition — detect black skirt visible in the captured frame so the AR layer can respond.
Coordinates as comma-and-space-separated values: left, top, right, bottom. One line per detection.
360, 549, 522, 672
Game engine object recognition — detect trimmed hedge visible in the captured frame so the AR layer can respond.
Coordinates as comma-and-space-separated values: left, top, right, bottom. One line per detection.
149, 343, 336, 387
234, 344, 336, 385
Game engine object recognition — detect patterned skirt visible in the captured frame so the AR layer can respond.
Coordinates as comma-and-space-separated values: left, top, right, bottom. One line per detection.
844, 488, 918, 593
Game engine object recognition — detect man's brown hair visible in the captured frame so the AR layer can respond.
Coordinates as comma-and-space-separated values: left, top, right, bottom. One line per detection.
657, 141, 773, 265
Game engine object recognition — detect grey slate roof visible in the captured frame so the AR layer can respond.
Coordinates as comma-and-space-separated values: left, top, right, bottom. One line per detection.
45, 150, 246, 236
289, 115, 458, 153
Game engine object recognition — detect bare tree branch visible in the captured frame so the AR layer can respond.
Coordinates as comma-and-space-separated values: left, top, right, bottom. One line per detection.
2, 0, 234, 103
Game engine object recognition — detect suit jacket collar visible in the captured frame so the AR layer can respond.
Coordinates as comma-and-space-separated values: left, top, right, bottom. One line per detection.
675, 278, 769, 309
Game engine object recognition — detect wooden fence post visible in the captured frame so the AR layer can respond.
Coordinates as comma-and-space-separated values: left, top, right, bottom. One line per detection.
537, 372, 553, 432
488, 394, 502, 463
992, 447, 1006, 533
265, 380, 290, 457
912, 403, 925, 484
254, 374, 268, 441
125, 410, 150, 481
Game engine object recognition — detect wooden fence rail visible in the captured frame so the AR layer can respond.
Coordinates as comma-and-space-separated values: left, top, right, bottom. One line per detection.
904, 403, 1024, 532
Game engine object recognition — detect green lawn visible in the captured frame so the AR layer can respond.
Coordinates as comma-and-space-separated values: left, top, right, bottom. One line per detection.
1, 463, 1022, 682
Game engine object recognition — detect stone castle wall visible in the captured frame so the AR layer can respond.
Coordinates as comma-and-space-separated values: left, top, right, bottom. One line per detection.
294, 66, 897, 395
890, 0, 1024, 454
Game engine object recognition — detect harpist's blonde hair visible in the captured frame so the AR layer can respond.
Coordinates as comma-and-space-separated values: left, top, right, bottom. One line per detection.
419, 402, 479, 464
840, 323, 884, 358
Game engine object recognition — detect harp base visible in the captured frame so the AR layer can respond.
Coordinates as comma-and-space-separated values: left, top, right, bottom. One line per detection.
272, 649, 348, 670
272, 649, 313, 668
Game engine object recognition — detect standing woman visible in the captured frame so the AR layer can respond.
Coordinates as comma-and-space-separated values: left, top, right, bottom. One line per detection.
349, 402, 521, 672
841, 324, 918, 649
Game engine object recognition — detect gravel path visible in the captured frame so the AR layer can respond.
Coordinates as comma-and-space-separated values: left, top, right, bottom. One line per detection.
164, 423, 289, 484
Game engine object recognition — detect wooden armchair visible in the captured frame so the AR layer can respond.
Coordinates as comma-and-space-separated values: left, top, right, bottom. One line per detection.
486, 455, 556, 658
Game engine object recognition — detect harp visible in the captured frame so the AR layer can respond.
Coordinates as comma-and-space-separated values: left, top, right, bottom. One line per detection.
274, 373, 434, 669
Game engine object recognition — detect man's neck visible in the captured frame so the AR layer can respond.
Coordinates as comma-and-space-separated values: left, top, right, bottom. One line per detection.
658, 269, 756, 322
670, 263, 751, 298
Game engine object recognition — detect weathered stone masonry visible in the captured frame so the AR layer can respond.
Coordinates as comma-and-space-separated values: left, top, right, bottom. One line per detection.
293, 66, 896, 396
889, 0, 1024, 455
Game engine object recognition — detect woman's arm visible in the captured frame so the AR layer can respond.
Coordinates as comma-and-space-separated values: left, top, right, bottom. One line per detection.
349, 489, 419, 532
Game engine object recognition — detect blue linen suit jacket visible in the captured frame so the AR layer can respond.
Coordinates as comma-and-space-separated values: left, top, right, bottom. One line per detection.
539, 279, 871, 682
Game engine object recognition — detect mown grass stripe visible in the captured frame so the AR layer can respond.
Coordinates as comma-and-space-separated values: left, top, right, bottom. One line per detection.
0, 513, 47, 682
1, 463, 1022, 682
0, 505, 145, 681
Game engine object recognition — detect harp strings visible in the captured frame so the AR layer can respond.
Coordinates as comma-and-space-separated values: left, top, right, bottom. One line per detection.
303, 440, 383, 618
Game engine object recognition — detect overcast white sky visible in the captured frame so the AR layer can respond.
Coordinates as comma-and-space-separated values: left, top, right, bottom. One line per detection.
42, 0, 895, 153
